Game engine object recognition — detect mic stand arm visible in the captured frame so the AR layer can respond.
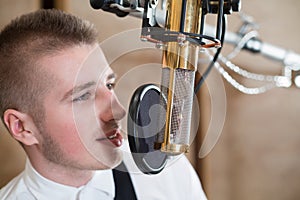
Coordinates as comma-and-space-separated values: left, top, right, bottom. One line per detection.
204, 20, 300, 71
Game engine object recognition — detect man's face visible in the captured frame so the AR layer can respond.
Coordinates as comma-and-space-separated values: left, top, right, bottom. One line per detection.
36, 44, 125, 170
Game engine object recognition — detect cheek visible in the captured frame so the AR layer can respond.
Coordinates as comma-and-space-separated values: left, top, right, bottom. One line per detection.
43, 110, 87, 155
57, 124, 83, 154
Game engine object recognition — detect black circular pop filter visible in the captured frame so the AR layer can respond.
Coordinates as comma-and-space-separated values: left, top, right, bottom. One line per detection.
127, 84, 168, 174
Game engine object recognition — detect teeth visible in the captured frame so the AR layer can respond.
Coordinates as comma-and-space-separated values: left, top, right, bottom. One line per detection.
108, 133, 117, 139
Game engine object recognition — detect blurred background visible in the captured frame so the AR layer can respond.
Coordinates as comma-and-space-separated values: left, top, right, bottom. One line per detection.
1, 0, 300, 199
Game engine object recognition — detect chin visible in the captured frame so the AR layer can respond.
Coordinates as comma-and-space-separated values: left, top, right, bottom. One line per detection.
94, 148, 123, 169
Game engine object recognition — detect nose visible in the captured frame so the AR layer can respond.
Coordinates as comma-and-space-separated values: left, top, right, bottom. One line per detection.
110, 93, 126, 121
98, 91, 126, 123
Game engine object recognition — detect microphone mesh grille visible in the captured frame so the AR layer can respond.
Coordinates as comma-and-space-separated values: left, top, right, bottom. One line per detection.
157, 68, 195, 145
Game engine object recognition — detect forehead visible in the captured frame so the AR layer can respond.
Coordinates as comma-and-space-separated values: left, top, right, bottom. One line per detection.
39, 44, 113, 85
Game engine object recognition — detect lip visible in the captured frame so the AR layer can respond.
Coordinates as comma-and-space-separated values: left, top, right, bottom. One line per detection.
96, 129, 123, 147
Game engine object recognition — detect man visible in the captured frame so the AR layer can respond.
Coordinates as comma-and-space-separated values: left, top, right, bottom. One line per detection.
0, 9, 207, 199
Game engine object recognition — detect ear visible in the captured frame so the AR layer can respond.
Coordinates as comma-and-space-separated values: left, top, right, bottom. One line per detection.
3, 109, 39, 145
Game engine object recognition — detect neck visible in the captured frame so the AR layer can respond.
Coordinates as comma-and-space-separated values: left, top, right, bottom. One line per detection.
27, 154, 93, 187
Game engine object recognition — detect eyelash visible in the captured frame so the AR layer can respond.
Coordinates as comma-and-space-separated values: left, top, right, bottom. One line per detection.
72, 92, 92, 102
72, 81, 115, 102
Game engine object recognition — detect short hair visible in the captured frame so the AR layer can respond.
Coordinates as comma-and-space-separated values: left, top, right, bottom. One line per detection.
0, 9, 98, 121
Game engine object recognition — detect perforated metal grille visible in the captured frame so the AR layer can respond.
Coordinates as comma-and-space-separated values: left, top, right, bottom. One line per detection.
156, 68, 195, 145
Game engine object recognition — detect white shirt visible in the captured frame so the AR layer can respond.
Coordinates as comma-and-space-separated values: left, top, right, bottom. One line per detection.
0, 144, 207, 200
0, 160, 115, 200
126, 155, 207, 200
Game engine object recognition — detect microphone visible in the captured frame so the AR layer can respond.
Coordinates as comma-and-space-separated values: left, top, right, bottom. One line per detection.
127, 0, 207, 174
143, 0, 239, 156
153, 0, 203, 155
90, 0, 240, 173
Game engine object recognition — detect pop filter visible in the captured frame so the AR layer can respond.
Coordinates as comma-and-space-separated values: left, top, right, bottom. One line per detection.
127, 84, 168, 174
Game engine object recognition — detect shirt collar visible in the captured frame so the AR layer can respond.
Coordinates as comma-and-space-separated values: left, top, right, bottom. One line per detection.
86, 167, 115, 197
23, 159, 115, 199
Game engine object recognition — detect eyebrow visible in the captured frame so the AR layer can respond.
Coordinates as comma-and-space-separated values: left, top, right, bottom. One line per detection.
107, 73, 116, 80
60, 73, 116, 102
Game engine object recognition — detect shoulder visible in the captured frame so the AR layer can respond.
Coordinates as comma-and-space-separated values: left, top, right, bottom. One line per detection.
0, 172, 34, 200
164, 155, 199, 181
164, 155, 198, 176
162, 155, 207, 199
128, 155, 207, 200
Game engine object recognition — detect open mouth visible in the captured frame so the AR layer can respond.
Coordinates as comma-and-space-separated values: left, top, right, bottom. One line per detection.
96, 130, 123, 147
107, 132, 118, 140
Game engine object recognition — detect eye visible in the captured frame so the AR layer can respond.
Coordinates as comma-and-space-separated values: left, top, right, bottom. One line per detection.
72, 92, 92, 102
106, 82, 115, 90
